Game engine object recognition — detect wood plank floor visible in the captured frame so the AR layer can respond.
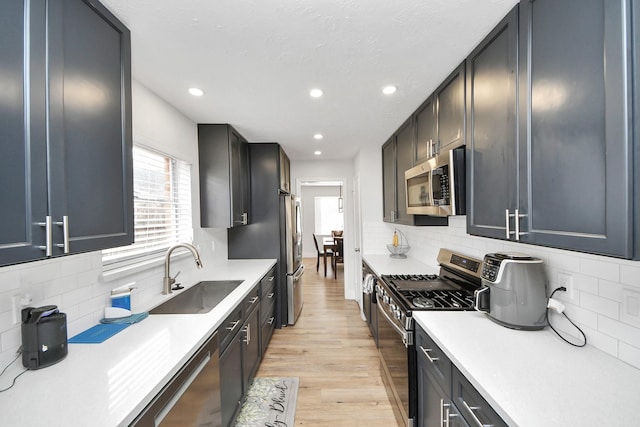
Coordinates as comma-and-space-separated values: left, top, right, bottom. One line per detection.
256, 257, 399, 426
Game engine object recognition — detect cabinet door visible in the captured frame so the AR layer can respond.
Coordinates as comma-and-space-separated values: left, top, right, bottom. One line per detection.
0, 0, 48, 266
452, 367, 506, 427
47, 0, 133, 254
466, 6, 519, 240
279, 147, 291, 193
415, 96, 437, 163
220, 333, 243, 427
242, 306, 261, 393
382, 138, 397, 223
230, 130, 250, 226
519, 0, 633, 257
395, 119, 414, 225
437, 63, 466, 153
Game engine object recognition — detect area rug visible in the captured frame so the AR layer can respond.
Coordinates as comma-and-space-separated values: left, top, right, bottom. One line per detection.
234, 377, 299, 427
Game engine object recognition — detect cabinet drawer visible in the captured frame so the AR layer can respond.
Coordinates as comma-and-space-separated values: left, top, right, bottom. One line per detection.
416, 325, 451, 395
244, 284, 261, 314
260, 268, 276, 299
261, 295, 276, 324
452, 366, 507, 427
261, 313, 276, 355
218, 304, 243, 353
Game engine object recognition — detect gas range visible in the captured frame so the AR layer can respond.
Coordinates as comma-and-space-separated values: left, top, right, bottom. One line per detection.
376, 249, 483, 340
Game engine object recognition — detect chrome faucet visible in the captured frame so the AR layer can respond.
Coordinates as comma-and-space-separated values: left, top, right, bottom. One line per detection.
163, 243, 203, 294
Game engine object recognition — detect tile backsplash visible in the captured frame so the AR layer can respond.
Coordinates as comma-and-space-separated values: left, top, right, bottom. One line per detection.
364, 216, 640, 370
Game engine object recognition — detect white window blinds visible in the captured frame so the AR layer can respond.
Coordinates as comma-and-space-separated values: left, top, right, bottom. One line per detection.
102, 145, 193, 266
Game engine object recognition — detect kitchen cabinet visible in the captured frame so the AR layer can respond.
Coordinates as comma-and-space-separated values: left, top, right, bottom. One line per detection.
466, 5, 519, 240
0, 0, 133, 267
279, 148, 291, 193
468, 1, 637, 259
382, 123, 448, 226
436, 63, 466, 153
416, 325, 505, 427
260, 266, 277, 355
218, 268, 276, 427
228, 143, 288, 327
198, 124, 250, 228
414, 96, 437, 163
242, 284, 261, 393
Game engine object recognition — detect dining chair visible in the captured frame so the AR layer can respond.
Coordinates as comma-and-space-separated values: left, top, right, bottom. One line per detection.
312, 234, 332, 275
332, 237, 344, 279
331, 230, 343, 237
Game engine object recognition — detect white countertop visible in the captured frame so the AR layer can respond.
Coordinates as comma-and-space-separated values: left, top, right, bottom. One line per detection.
0, 259, 276, 427
414, 311, 640, 426
363, 254, 439, 276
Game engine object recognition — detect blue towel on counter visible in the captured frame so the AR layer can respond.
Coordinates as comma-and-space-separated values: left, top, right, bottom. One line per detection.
69, 323, 130, 344
100, 312, 149, 324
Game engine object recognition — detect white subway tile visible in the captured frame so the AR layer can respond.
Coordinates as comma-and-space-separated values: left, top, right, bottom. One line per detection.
43, 276, 79, 299
0, 326, 21, 352
0, 311, 16, 334
620, 264, 640, 288
580, 293, 619, 320
618, 342, 640, 370
577, 325, 617, 357
579, 257, 620, 281
62, 286, 94, 307
598, 279, 623, 302
546, 252, 581, 273
21, 262, 62, 285
598, 316, 640, 349
0, 270, 21, 293
562, 302, 598, 329
573, 273, 598, 295
67, 314, 96, 338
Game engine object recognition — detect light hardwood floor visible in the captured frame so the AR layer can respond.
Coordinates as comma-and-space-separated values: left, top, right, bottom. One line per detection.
256, 257, 399, 426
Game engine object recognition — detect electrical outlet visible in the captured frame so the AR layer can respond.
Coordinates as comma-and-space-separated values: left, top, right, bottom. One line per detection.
556, 272, 575, 302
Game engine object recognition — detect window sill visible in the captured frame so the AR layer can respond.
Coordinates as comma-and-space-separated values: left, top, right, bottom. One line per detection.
100, 252, 190, 282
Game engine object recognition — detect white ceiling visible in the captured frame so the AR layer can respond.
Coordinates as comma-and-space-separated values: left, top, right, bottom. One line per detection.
101, 0, 518, 161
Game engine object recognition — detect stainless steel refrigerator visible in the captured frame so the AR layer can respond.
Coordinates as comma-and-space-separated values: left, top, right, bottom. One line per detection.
227, 143, 304, 326
285, 195, 304, 324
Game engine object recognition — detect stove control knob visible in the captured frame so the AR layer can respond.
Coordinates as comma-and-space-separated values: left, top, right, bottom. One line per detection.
389, 303, 397, 311
394, 310, 402, 320
383, 296, 390, 304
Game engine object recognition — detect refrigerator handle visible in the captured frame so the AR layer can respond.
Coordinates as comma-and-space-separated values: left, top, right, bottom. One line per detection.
293, 264, 305, 280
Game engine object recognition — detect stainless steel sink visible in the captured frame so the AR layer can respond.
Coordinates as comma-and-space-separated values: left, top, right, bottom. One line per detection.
150, 280, 244, 314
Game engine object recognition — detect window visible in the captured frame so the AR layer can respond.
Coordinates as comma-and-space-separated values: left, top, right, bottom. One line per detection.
102, 145, 193, 267
314, 196, 344, 235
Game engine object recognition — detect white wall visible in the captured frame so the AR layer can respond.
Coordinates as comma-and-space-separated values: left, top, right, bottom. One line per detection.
299, 185, 342, 259
291, 160, 355, 298
0, 81, 228, 366
355, 148, 640, 370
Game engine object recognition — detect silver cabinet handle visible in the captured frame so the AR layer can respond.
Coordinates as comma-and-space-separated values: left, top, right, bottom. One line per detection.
226, 320, 240, 332
419, 345, 439, 364
440, 399, 446, 427
241, 212, 248, 225
54, 215, 69, 253
37, 216, 53, 256
267, 292, 275, 299
243, 323, 250, 345
268, 316, 275, 325
462, 399, 493, 427
504, 209, 511, 239
267, 275, 275, 282
249, 296, 259, 305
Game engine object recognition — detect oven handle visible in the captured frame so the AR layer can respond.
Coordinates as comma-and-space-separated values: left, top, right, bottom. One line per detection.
377, 301, 412, 347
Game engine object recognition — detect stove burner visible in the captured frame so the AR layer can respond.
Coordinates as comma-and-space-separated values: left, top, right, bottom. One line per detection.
412, 297, 435, 308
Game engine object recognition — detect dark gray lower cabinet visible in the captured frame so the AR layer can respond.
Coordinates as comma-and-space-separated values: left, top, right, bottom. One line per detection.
0, 0, 133, 267
220, 330, 243, 427
260, 267, 277, 355
416, 325, 506, 427
242, 303, 261, 394
362, 261, 378, 346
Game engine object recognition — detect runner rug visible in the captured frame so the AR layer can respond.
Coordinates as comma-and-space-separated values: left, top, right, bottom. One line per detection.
234, 377, 299, 427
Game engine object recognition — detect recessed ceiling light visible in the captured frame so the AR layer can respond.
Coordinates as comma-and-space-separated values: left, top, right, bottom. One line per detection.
314, 134, 323, 140
188, 87, 204, 96
382, 85, 397, 95
314, 151, 322, 156
309, 88, 323, 98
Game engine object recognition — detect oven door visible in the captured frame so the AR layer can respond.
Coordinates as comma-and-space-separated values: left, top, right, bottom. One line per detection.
377, 303, 416, 427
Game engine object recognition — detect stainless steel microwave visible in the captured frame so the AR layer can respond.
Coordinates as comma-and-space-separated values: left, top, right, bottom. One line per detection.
404, 146, 466, 216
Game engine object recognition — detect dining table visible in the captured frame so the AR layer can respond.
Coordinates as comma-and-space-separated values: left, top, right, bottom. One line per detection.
322, 236, 343, 277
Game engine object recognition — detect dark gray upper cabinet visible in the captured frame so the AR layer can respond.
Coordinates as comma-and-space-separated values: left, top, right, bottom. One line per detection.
466, 5, 519, 240
516, 0, 635, 258
382, 137, 397, 223
0, 0, 133, 267
414, 96, 437, 163
436, 63, 466, 153
198, 124, 250, 228
395, 119, 415, 225
468, 0, 637, 259
279, 148, 291, 193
